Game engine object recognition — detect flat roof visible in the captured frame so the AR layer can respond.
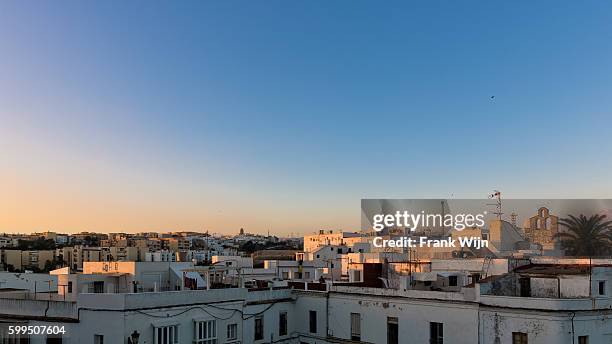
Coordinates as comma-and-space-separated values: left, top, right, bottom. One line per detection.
515, 264, 594, 275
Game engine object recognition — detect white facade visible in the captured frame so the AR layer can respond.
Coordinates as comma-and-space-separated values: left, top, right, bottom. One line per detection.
0, 272, 58, 292
303, 231, 364, 253
2, 280, 609, 344
145, 250, 178, 262
212, 255, 253, 268
265, 260, 325, 282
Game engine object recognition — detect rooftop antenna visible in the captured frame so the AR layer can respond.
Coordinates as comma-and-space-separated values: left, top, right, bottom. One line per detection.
488, 190, 503, 220
440, 200, 446, 235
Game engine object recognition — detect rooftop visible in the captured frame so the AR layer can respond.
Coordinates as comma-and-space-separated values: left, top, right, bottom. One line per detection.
514, 263, 611, 276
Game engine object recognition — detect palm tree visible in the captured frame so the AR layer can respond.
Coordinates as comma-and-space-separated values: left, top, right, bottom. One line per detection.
554, 214, 612, 256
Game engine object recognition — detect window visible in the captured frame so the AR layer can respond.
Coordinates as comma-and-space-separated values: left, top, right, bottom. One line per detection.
304, 271, 311, 279
598, 281, 606, 295
448, 276, 457, 287
350, 313, 361, 341
309, 310, 317, 333
254, 316, 264, 341
282, 272, 289, 279
195, 320, 217, 344
93, 281, 105, 293
226, 324, 237, 341
471, 273, 481, 283
387, 317, 398, 344
279, 311, 287, 336
94, 335, 104, 344
578, 336, 588, 344
519, 277, 531, 297
512, 332, 528, 344
430, 322, 443, 344
154, 325, 179, 344
67, 281, 73, 293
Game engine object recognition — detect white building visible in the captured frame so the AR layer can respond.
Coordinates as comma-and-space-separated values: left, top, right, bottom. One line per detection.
211, 255, 253, 269
0, 258, 610, 344
303, 230, 365, 252
0, 271, 58, 292
145, 250, 178, 262
264, 259, 326, 282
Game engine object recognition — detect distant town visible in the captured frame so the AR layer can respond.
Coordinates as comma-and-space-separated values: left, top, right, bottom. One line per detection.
0, 228, 303, 273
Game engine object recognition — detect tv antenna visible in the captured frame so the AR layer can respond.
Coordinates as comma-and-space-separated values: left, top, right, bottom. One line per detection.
488, 190, 503, 220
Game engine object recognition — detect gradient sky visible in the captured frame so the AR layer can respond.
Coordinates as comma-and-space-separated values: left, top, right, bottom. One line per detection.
1, 1, 612, 235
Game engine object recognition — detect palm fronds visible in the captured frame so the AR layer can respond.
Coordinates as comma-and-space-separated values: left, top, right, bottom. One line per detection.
554, 214, 612, 256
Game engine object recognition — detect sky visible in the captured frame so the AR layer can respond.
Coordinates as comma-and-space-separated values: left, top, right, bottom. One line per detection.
1, 1, 612, 235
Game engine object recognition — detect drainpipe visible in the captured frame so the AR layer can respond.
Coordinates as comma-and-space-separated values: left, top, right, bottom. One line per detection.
477, 306, 480, 344
325, 286, 330, 338
240, 303, 244, 344
589, 256, 592, 298
570, 312, 576, 344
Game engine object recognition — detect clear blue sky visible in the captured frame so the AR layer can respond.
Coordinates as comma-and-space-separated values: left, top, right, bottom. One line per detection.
1, 1, 612, 234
